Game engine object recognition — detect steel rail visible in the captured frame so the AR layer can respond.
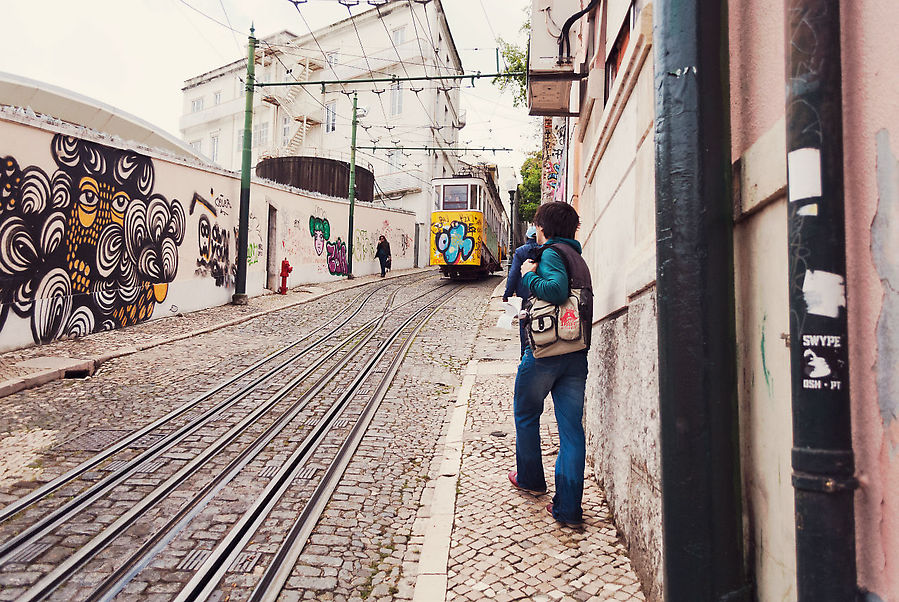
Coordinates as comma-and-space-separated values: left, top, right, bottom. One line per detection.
15, 312, 385, 602
250, 287, 461, 601
174, 287, 459, 602
16, 279, 448, 601
87, 287, 450, 601
0, 288, 385, 563
0, 288, 372, 526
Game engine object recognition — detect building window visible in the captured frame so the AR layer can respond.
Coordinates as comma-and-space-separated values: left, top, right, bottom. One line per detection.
213, 91, 222, 105
325, 101, 337, 133
236, 129, 245, 153
605, 2, 637, 104
390, 82, 403, 116
387, 150, 401, 172
391, 27, 406, 46
210, 133, 219, 162
189, 139, 202, 153
282, 116, 292, 145
254, 122, 269, 148
191, 98, 204, 113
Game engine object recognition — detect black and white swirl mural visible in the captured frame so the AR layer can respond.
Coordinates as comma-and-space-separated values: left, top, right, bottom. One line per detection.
0, 134, 185, 344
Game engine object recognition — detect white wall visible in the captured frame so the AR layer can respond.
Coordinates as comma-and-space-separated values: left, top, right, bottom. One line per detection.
0, 112, 415, 352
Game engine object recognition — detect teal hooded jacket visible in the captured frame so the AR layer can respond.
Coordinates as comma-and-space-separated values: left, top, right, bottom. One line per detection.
521, 238, 582, 305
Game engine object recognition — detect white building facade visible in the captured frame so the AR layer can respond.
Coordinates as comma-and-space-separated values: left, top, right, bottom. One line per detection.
179, 0, 464, 267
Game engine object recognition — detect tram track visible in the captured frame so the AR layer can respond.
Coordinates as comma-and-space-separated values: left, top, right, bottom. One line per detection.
174, 286, 461, 602
0, 274, 454, 600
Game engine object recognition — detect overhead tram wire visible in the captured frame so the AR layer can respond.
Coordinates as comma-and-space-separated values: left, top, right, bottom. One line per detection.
343, 3, 391, 123
217, 0, 242, 54
478, 0, 507, 70
374, 3, 452, 154
289, 0, 352, 97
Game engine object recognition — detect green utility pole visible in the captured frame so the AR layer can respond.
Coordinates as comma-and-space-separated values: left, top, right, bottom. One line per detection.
346, 91, 358, 279
233, 25, 256, 305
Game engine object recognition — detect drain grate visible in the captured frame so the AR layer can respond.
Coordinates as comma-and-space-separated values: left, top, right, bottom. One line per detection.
103, 460, 130, 472
303, 417, 318, 426
335, 419, 351, 429
177, 548, 212, 571
293, 467, 318, 481
130, 433, 166, 449
3, 542, 52, 564
56, 429, 132, 452
258, 465, 280, 479
229, 552, 261, 573
135, 460, 164, 473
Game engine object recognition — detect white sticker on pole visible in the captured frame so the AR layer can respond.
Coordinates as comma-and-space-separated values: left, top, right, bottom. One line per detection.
787, 148, 823, 203
802, 270, 846, 318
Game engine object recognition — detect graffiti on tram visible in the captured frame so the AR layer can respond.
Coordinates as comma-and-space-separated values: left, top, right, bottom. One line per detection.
431, 211, 481, 266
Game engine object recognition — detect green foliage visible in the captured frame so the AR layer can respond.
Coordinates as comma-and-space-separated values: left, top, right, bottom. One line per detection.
492, 38, 528, 107
518, 151, 542, 223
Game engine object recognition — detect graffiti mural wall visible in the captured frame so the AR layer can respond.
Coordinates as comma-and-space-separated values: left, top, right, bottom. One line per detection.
0, 134, 185, 345
0, 114, 415, 352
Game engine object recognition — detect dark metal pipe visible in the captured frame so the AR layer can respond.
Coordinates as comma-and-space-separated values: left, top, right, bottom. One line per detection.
784, 2, 858, 600
653, 1, 751, 599
557, 0, 600, 65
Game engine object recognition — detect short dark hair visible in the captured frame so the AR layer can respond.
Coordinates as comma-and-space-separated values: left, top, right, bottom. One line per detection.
533, 202, 580, 239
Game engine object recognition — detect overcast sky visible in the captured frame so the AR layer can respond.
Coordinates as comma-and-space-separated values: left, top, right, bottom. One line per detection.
0, 0, 536, 187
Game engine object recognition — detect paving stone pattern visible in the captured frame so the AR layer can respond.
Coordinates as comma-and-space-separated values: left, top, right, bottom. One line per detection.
0, 270, 645, 601
444, 296, 645, 602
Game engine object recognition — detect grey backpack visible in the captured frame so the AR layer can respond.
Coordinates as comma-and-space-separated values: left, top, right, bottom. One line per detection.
524, 243, 593, 358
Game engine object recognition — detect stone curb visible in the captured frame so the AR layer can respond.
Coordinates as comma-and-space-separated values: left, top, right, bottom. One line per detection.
412, 359, 479, 602
0, 268, 435, 399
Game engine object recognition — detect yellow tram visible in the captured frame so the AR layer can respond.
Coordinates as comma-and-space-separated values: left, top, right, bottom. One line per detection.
430, 171, 508, 279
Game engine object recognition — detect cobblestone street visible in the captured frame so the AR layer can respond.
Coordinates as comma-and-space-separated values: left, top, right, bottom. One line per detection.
0, 269, 644, 601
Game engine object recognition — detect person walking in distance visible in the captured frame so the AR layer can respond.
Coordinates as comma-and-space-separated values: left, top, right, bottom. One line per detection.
503, 225, 539, 356
508, 202, 592, 527
375, 235, 391, 278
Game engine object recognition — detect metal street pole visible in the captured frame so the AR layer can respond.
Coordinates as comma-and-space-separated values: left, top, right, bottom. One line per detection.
346, 92, 358, 279
233, 25, 255, 305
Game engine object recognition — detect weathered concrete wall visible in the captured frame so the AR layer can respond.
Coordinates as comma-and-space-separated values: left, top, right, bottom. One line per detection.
841, 0, 899, 597
0, 110, 415, 352
585, 289, 661, 602
573, 4, 661, 599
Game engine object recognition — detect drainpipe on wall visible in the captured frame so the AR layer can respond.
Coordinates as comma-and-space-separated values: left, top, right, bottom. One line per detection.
653, 1, 751, 600
784, 2, 858, 600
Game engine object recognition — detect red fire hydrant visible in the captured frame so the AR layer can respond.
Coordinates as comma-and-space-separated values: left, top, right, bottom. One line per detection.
279, 258, 293, 294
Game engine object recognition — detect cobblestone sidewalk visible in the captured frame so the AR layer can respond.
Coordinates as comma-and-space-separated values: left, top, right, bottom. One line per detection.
413, 292, 645, 602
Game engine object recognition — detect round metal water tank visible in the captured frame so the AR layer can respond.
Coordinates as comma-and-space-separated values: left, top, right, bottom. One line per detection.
256, 156, 374, 203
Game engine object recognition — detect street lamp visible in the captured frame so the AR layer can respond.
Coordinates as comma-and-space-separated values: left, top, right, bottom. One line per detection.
505, 177, 518, 250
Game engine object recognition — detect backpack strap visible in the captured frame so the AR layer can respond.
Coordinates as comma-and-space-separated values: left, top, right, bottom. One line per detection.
533, 242, 573, 295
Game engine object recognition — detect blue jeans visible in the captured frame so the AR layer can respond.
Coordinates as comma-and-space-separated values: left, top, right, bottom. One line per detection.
513, 348, 588, 523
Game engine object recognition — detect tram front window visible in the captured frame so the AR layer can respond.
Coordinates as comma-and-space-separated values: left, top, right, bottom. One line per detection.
443, 185, 469, 210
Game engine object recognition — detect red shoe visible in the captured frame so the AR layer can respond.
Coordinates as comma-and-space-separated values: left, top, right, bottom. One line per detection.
546, 503, 584, 528
507, 471, 547, 495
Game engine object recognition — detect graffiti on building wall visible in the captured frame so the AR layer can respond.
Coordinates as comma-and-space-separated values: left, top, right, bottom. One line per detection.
326, 238, 348, 275
400, 232, 412, 255
542, 117, 568, 203
191, 193, 234, 288
0, 134, 185, 343
310, 216, 330, 256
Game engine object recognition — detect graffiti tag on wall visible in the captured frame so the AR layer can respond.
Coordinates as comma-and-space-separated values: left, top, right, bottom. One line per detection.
542, 117, 568, 203
0, 135, 185, 343
327, 238, 348, 275
191, 193, 234, 288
